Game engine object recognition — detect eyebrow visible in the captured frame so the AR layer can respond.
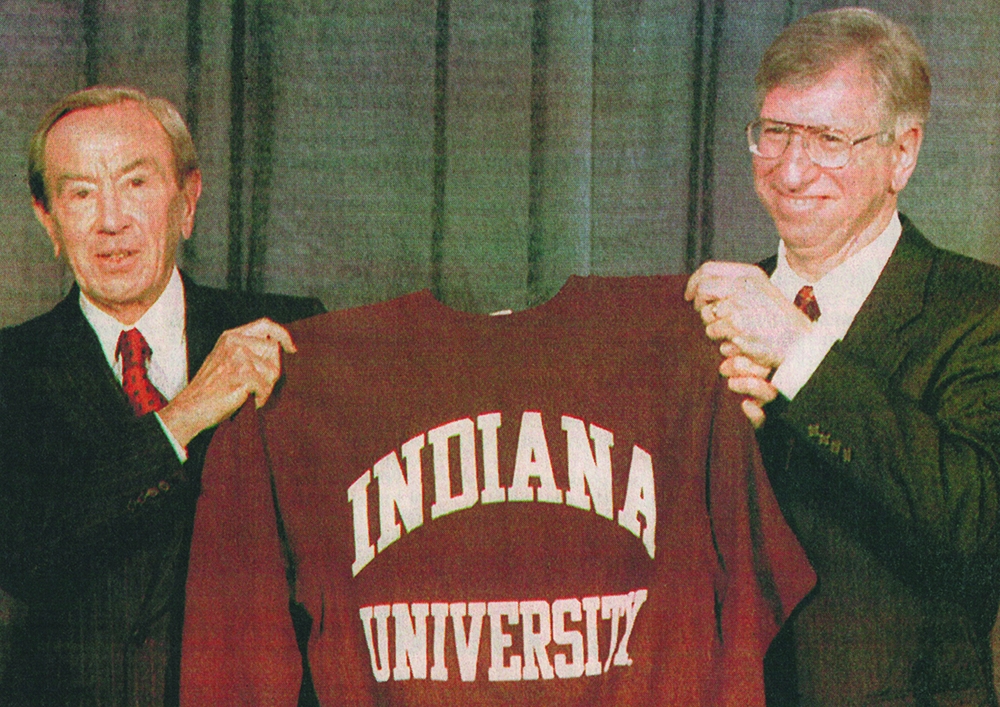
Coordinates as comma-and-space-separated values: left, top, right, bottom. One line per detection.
760, 118, 838, 132
54, 157, 163, 194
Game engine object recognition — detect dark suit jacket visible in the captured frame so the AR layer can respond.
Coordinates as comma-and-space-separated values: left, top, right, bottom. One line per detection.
0, 274, 324, 706
759, 216, 1000, 706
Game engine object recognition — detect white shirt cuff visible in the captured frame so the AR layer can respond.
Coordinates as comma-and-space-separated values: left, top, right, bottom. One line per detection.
154, 412, 189, 462
770, 324, 841, 400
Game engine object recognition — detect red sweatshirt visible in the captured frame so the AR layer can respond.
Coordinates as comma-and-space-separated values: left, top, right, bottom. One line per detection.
181, 275, 814, 706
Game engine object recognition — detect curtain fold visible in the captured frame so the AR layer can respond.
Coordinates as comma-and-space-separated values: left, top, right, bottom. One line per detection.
1, 0, 998, 313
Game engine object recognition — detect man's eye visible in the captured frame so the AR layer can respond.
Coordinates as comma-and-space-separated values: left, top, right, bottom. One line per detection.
72, 188, 92, 199
818, 132, 847, 146
763, 124, 790, 136
129, 177, 147, 188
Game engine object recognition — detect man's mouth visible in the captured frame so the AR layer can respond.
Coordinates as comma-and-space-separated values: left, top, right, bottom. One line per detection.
775, 193, 827, 211
96, 249, 139, 263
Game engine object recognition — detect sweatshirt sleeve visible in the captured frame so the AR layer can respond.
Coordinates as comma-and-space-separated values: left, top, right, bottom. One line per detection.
707, 386, 815, 706
180, 402, 302, 706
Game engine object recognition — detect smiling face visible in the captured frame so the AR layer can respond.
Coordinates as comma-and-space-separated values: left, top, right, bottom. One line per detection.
34, 100, 201, 325
753, 57, 920, 276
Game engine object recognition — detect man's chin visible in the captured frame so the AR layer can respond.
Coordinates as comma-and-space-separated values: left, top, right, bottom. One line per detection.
773, 219, 836, 251
80, 279, 159, 322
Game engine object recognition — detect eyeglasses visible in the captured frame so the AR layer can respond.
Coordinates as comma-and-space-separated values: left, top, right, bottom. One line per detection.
746, 118, 889, 169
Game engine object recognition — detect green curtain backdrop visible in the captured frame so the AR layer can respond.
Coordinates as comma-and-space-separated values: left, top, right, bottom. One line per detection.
2, 0, 1000, 688
4, 0, 998, 325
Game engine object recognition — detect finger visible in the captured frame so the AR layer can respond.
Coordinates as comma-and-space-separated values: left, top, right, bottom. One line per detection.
711, 298, 729, 321
212, 323, 295, 377
728, 334, 779, 369
719, 355, 772, 380
253, 378, 280, 409
231, 318, 298, 353
684, 262, 725, 301
224, 352, 282, 409
704, 318, 738, 342
727, 375, 779, 406
686, 264, 732, 309
691, 260, 760, 281
699, 301, 719, 325
688, 265, 765, 309
691, 280, 730, 311
683, 270, 701, 302
224, 331, 285, 362
193, 335, 283, 408
741, 399, 767, 429
718, 341, 776, 371
719, 341, 741, 358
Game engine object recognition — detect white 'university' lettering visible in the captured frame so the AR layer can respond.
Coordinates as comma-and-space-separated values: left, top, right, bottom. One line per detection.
359, 590, 649, 684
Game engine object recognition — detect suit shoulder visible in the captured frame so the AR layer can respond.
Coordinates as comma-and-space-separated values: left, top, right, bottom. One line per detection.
931, 246, 1000, 294
185, 280, 325, 328
896, 218, 1000, 313
922, 240, 1000, 314
0, 298, 77, 366
249, 291, 326, 324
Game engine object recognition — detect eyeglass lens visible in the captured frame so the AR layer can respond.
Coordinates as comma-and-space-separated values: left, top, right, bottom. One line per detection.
748, 121, 852, 168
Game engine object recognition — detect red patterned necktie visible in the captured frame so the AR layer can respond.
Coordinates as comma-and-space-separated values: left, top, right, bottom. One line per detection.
793, 285, 821, 322
116, 328, 168, 416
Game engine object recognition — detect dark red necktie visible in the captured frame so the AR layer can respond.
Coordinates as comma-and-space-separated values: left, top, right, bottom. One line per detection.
793, 285, 821, 322
116, 329, 168, 416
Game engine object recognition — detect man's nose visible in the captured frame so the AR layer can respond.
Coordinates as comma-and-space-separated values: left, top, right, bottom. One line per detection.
774, 132, 820, 189
96, 187, 128, 234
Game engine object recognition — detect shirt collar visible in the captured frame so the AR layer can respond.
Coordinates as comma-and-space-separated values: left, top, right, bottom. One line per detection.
771, 212, 902, 329
79, 268, 187, 370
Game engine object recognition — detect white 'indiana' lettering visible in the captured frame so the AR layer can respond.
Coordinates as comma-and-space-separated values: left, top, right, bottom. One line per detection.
347, 472, 375, 577
374, 434, 425, 553
429, 419, 479, 519
618, 447, 657, 559
346, 412, 657, 575
478, 413, 505, 504
562, 416, 614, 520
509, 412, 563, 504
358, 590, 649, 684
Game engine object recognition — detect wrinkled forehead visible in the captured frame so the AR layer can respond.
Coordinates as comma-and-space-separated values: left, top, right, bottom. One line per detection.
43, 101, 177, 180
760, 59, 889, 127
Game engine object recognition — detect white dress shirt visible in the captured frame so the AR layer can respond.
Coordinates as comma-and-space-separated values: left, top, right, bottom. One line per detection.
769, 212, 902, 399
79, 267, 189, 458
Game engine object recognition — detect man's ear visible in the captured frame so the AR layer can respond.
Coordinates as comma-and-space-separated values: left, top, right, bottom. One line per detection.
32, 198, 61, 258
179, 169, 203, 240
890, 121, 923, 194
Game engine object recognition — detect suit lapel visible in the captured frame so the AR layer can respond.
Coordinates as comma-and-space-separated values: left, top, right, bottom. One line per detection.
42, 289, 134, 418
44, 276, 233, 415
758, 217, 935, 377
181, 274, 228, 378
838, 219, 934, 376
758, 254, 778, 276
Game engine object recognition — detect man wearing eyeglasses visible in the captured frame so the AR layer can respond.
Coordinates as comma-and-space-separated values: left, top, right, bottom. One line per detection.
686, 8, 1000, 706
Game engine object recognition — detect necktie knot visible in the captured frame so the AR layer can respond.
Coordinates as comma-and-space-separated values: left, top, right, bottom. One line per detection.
116, 329, 168, 416
116, 328, 152, 366
793, 285, 821, 322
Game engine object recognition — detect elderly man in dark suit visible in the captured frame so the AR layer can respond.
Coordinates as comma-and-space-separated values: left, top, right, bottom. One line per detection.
0, 87, 324, 706
686, 8, 1000, 705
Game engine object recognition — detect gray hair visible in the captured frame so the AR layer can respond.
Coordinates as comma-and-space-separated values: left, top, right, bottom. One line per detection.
756, 7, 931, 129
29, 86, 198, 211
